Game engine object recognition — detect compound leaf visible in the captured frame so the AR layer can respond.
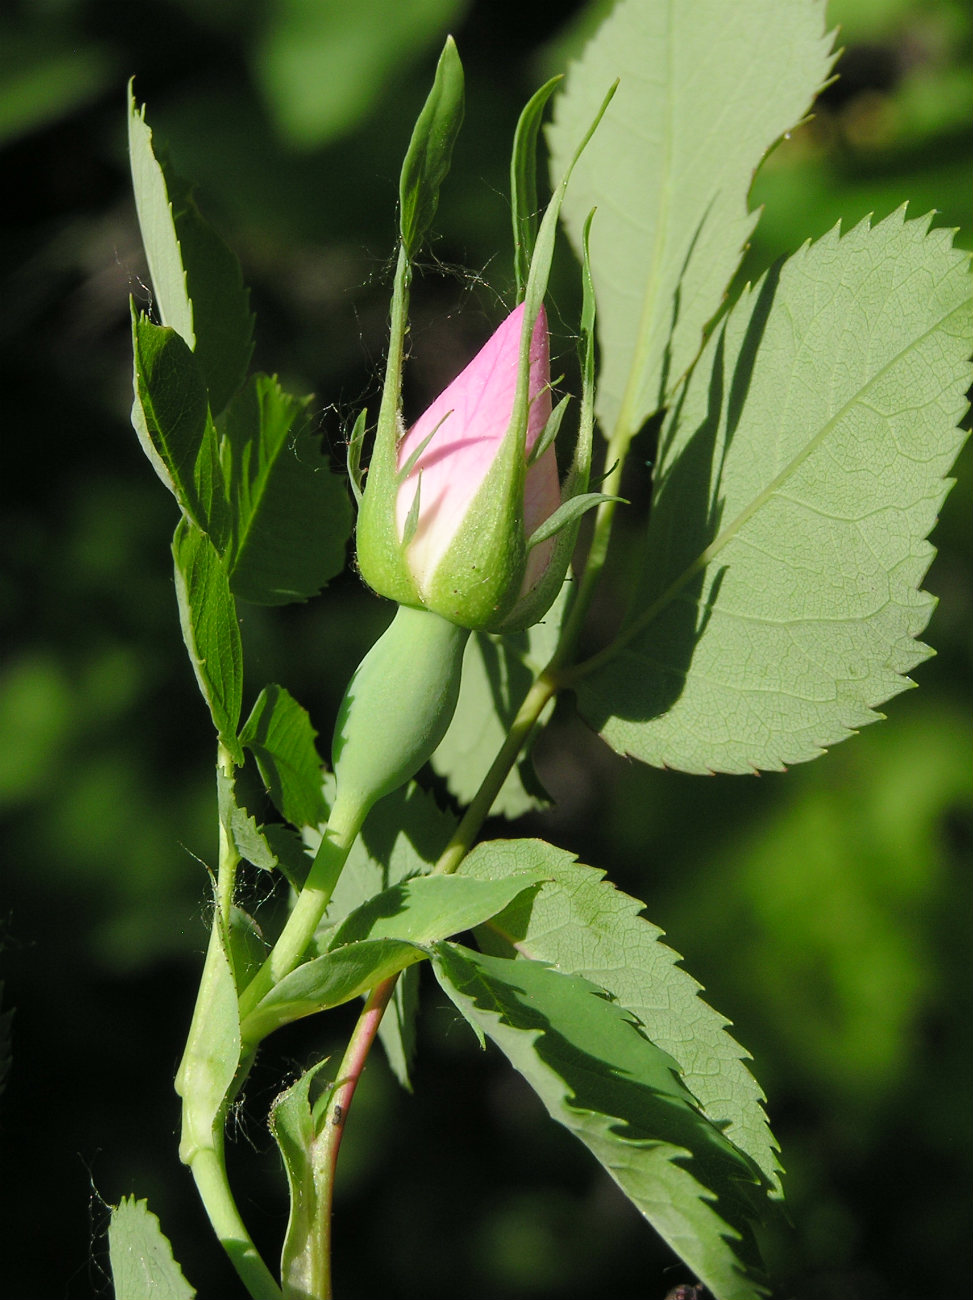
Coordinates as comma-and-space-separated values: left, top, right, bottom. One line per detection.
433, 942, 771, 1300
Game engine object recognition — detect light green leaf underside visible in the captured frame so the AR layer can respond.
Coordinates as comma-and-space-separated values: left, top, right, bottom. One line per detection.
578, 210, 973, 774
462, 838, 779, 1189
547, 0, 835, 442
109, 1196, 195, 1300
240, 683, 327, 828
432, 943, 770, 1300
329, 870, 548, 950
128, 86, 193, 348
220, 374, 352, 606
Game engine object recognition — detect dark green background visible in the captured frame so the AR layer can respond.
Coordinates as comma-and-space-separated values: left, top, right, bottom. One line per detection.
1, 1, 969, 1297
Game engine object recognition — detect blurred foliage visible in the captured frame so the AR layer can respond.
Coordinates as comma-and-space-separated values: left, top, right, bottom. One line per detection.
0, 0, 969, 1298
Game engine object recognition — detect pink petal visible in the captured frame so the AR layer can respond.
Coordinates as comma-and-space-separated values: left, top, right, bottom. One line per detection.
396, 303, 553, 590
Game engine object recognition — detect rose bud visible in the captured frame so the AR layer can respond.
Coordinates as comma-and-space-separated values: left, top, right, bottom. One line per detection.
356, 302, 567, 631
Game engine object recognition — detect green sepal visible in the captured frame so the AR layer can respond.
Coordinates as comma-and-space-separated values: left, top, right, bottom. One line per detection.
355, 248, 423, 608
511, 75, 563, 296
494, 208, 601, 633
399, 36, 465, 259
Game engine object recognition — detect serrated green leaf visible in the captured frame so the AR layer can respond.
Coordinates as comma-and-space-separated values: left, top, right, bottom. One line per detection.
241, 684, 327, 828
172, 517, 243, 762
432, 943, 770, 1300
128, 85, 194, 349
399, 35, 464, 258
577, 210, 973, 774
242, 938, 428, 1043
220, 374, 352, 606
268, 1061, 333, 1300
109, 1196, 195, 1300
217, 766, 278, 872
430, 585, 567, 817
264, 823, 315, 891
547, 0, 836, 444
130, 314, 206, 506
461, 838, 780, 1190
163, 169, 254, 417
329, 870, 547, 950
129, 85, 253, 417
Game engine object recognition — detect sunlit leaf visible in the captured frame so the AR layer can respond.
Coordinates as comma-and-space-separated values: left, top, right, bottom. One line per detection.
329, 869, 547, 949
575, 210, 972, 773
243, 938, 428, 1042
548, 0, 836, 445
463, 838, 779, 1188
108, 1196, 195, 1300
433, 943, 771, 1300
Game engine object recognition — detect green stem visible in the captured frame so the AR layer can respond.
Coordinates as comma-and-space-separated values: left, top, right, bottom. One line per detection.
238, 793, 366, 1031
177, 746, 281, 1300
188, 1146, 283, 1300
434, 671, 558, 877
550, 433, 628, 672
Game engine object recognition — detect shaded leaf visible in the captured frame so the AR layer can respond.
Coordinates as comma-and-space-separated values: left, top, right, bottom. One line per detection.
241, 684, 327, 828
164, 169, 253, 417
548, 0, 836, 443
462, 838, 779, 1188
576, 210, 973, 773
433, 943, 771, 1300
171, 518, 243, 762
220, 374, 352, 606
109, 1196, 195, 1300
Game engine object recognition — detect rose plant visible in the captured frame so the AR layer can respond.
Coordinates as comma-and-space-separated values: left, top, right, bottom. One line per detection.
109, 5, 971, 1299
